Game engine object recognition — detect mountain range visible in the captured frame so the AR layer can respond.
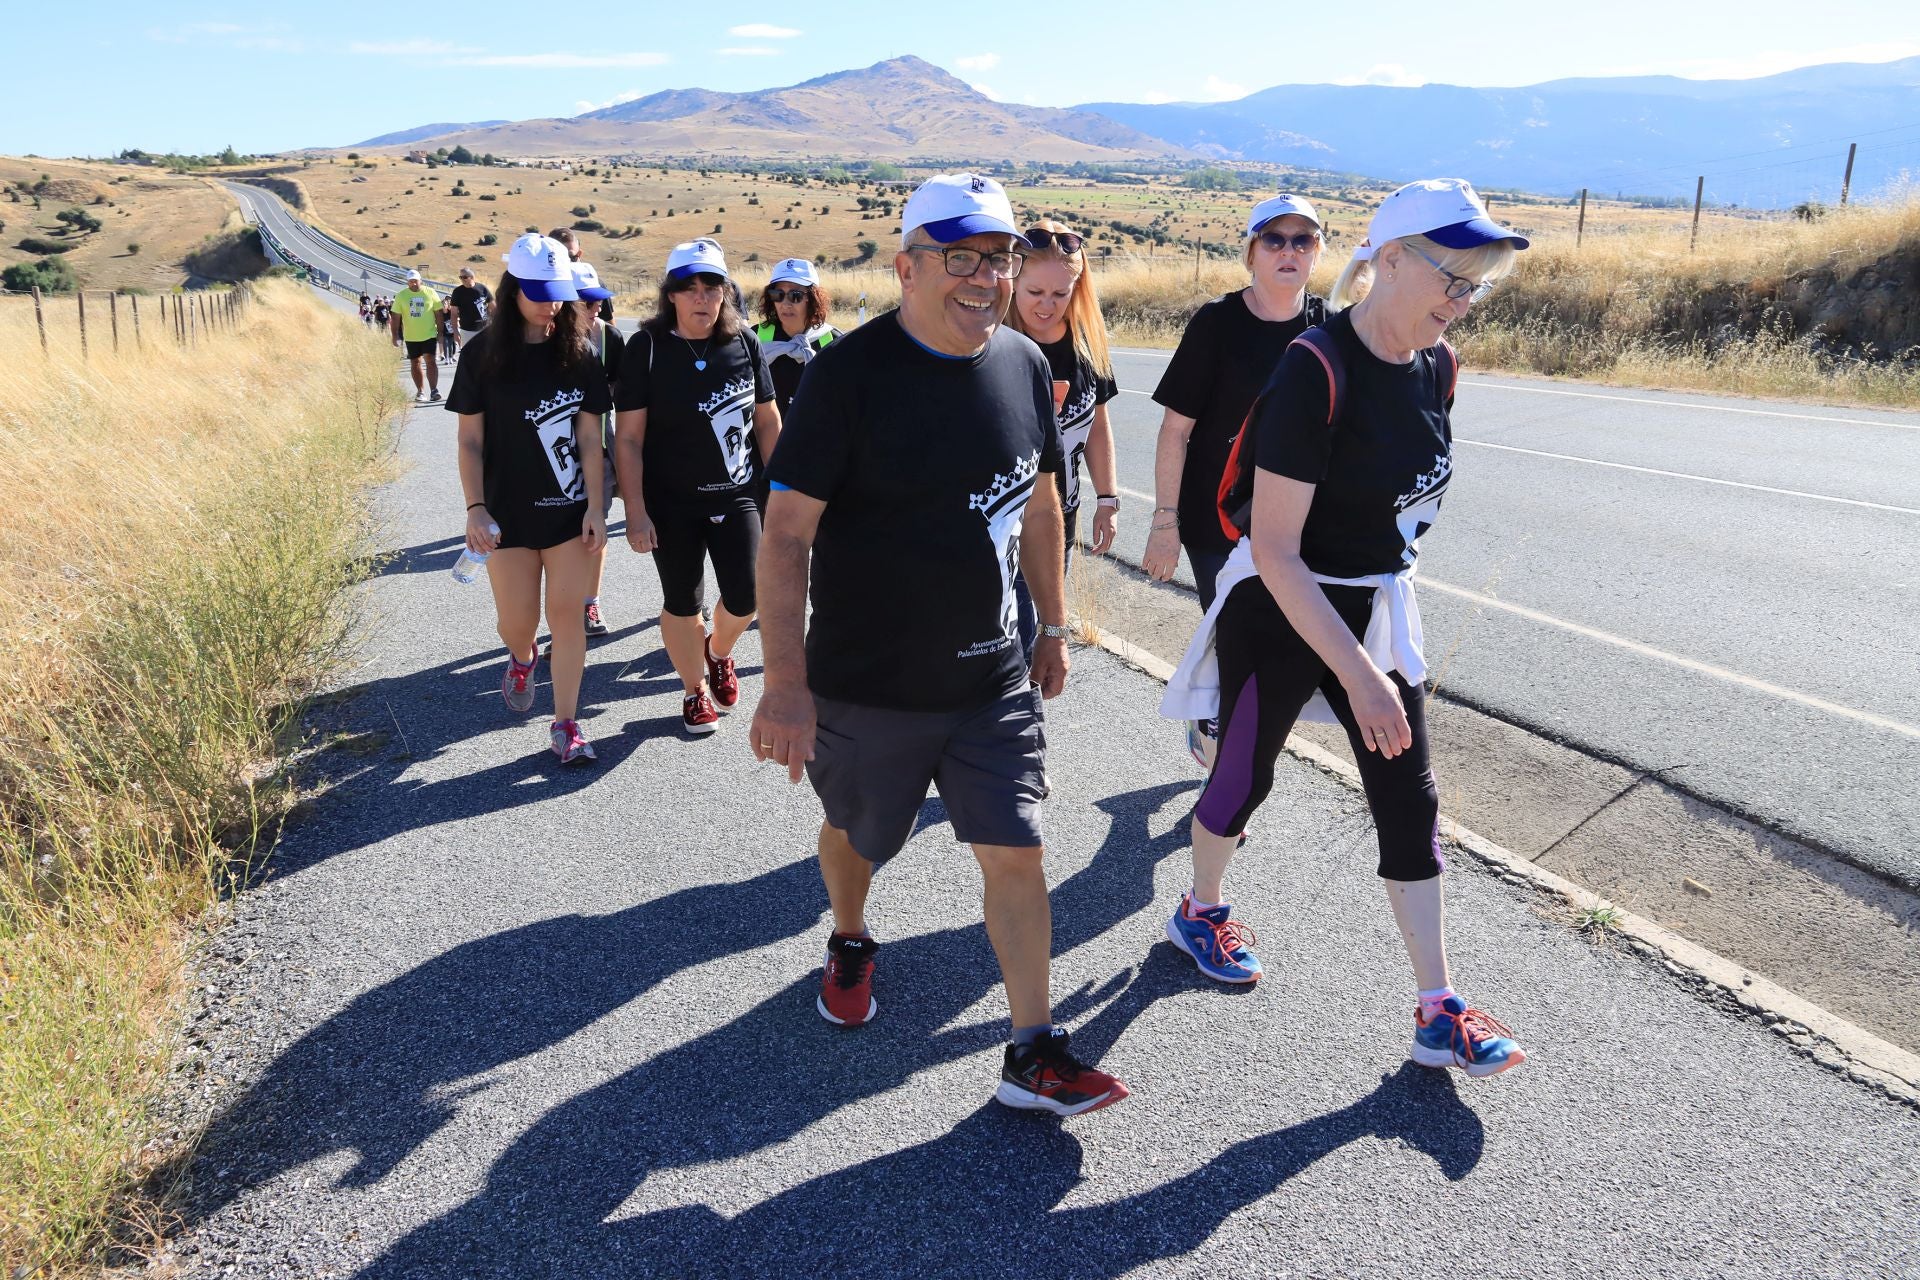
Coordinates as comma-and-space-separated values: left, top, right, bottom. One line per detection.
348, 54, 1920, 207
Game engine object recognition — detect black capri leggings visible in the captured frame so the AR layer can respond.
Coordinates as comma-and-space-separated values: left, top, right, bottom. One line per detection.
1193, 578, 1443, 882
648, 498, 761, 619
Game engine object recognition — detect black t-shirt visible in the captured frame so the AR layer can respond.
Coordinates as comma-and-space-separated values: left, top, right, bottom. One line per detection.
445, 329, 613, 526
1038, 334, 1117, 518
1153, 290, 1320, 556
449, 283, 493, 330
1252, 309, 1455, 579
768, 312, 1064, 712
615, 327, 775, 508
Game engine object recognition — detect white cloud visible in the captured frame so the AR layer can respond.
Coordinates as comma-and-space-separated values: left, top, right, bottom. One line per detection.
1593, 40, 1920, 81
955, 53, 1000, 72
729, 23, 802, 38
148, 21, 297, 50
969, 82, 1001, 100
1197, 75, 1246, 101
1140, 90, 1177, 104
575, 89, 646, 113
1333, 63, 1426, 87
449, 51, 670, 68
718, 46, 780, 56
350, 39, 481, 56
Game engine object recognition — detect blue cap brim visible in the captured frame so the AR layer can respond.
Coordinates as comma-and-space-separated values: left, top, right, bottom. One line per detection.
667, 262, 729, 281
517, 275, 580, 301
574, 285, 614, 301
1427, 217, 1530, 251
916, 213, 1025, 245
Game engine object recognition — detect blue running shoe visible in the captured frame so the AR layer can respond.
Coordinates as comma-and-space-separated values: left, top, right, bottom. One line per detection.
1165, 894, 1262, 983
1412, 996, 1527, 1078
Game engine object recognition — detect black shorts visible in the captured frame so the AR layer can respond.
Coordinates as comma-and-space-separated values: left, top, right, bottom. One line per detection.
807, 681, 1048, 865
405, 338, 438, 360
494, 500, 588, 552
648, 497, 760, 618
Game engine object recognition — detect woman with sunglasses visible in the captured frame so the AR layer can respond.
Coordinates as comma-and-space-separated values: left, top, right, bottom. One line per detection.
1004, 219, 1119, 661
1145, 195, 1329, 760
1160, 179, 1532, 1080
754, 258, 843, 420
613, 239, 781, 736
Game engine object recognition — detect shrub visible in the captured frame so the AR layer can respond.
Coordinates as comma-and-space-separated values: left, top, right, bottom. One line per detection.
571, 205, 591, 217
17, 237, 73, 254
571, 219, 602, 232
477, 193, 496, 201
3, 256, 77, 292
476, 233, 498, 246
127, 242, 139, 255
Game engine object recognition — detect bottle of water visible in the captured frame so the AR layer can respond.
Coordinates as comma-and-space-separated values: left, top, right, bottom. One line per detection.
451, 524, 500, 583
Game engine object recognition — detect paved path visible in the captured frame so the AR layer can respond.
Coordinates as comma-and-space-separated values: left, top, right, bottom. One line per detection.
158, 365, 1920, 1279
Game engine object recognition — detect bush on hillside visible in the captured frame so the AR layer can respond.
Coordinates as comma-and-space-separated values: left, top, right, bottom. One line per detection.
17, 237, 74, 254
571, 219, 602, 232
4, 256, 77, 292
183, 227, 270, 281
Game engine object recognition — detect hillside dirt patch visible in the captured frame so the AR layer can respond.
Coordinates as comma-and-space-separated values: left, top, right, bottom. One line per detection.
0, 156, 242, 293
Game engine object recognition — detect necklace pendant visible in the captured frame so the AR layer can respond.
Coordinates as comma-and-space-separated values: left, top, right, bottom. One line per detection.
694, 359, 707, 371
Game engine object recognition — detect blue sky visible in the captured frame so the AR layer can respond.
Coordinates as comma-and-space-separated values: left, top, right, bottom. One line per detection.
5, 1, 1916, 157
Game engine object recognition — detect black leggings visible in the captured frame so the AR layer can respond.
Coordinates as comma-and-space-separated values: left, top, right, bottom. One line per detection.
1193, 578, 1443, 882
649, 499, 761, 618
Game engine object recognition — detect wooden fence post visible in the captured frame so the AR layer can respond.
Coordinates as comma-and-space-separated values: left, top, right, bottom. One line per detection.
1840, 143, 1857, 207
77, 290, 89, 362
1688, 176, 1705, 254
1576, 188, 1588, 249
110, 291, 120, 353
32, 286, 48, 357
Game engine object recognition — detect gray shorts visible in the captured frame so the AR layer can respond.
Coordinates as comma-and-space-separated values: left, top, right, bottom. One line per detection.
807, 682, 1048, 865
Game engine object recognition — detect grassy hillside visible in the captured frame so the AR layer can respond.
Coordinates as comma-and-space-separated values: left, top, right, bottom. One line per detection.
0, 157, 243, 292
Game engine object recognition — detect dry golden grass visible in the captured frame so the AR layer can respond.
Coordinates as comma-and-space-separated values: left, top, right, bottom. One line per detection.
0, 282, 405, 1275
0, 157, 244, 294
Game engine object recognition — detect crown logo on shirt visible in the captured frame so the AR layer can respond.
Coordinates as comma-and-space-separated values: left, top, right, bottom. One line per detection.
525, 387, 585, 422
698, 376, 755, 416
1395, 453, 1453, 511
968, 453, 1039, 515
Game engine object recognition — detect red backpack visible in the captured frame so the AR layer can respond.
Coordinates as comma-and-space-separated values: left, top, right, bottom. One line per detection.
1215, 325, 1458, 543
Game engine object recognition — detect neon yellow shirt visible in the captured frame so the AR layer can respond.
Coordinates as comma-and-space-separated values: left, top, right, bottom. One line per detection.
394, 286, 442, 342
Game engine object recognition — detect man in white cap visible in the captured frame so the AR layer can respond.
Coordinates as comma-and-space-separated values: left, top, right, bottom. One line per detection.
751, 173, 1129, 1116
390, 267, 446, 403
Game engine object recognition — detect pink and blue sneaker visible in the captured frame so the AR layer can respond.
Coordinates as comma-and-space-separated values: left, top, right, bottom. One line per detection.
1412, 996, 1527, 1077
1165, 893, 1262, 984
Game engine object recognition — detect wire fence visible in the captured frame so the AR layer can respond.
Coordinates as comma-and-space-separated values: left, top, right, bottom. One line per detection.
0, 282, 257, 359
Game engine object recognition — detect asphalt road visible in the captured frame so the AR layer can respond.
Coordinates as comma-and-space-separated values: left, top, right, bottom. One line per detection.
219, 178, 1920, 889
1101, 349, 1920, 890
158, 373, 1920, 1279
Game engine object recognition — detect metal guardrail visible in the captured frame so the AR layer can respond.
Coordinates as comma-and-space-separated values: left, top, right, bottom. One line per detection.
231, 181, 457, 294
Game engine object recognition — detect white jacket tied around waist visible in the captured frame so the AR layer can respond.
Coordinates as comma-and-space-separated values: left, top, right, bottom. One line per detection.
1159, 537, 1427, 726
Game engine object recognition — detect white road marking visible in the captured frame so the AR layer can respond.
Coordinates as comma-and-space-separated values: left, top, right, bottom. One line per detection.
1420, 577, 1920, 741
1455, 440, 1920, 516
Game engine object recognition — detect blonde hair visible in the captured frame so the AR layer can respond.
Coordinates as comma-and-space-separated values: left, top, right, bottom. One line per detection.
1329, 234, 1518, 311
1005, 218, 1113, 381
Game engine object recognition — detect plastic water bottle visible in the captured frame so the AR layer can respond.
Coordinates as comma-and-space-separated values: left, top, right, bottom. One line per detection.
451, 524, 500, 583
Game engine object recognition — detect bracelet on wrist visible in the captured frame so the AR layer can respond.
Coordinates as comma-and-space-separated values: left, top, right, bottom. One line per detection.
466, 501, 486, 511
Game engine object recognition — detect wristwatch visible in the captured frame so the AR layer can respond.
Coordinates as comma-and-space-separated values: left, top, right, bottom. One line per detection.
1037, 623, 1072, 640
1095, 493, 1120, 510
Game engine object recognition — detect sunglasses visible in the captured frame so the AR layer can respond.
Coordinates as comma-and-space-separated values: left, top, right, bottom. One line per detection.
767, 287, 811, 305
672, 272, 727, 293
1257, 230, 1321, 254
1025, 227, 1084, 254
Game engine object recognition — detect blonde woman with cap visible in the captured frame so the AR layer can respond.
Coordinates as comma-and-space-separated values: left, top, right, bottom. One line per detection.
1004, 217, 1119, 662
1156, 178, 1531, 1079
613, 238, 781, 736
447, 234, 609, 765
755, 257, 843, 419
1143, 193, 1329, 762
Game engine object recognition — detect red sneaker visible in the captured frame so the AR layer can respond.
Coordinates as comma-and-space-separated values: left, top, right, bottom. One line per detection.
705, 640, 739, 710
817, 933, 878, 1027
682, 688, 719, 735
996, 1029, 1129, 1116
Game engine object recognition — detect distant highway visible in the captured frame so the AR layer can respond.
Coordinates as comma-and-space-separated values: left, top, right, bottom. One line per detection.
220, 178, 1920, 890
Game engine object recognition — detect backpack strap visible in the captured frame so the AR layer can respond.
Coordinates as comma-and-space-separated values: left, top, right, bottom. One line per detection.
1292, 326, 1347, 428
1434, 338, 1459, 403
1214, 323, 1347, 544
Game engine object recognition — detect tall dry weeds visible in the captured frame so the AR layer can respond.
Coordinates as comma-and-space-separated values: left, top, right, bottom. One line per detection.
0, 282, 405, 1273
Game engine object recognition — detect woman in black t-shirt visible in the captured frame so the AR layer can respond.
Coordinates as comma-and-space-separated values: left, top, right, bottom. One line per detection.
570, 261, 624, 640
1004, 219, 1119, 661
753, 257, 843, 420
613, 239, 780, 737
448, 244, 610, 765
1164, 178, 1533, 1080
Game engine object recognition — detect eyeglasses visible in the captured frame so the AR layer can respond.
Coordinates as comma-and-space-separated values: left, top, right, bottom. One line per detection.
908, 245, 1026, 280
1256, 229, 1321, 255
1405, 243, 1497, 304
767, 287, 810, 305
1024, 227, 1083, 255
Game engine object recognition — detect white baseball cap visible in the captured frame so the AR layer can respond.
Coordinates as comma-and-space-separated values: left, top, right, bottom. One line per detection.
900, 173, 1023, 249
665, 238, 728, 282
768, 257, 820, 288
1367, 178, 1530, 250
405, 268, 422, 282
1246, 194, 1321, 237
569, 260, 613, 301
502, 233, 579, 301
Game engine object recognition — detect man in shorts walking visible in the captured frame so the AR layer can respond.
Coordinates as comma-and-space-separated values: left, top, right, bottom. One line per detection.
389, 268, 444, 403
751, 173, 1128, 1117
449, 266, 492, 352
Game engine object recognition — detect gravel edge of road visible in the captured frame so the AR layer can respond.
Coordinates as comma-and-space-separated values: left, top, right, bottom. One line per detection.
1088, 628, 1920, 1110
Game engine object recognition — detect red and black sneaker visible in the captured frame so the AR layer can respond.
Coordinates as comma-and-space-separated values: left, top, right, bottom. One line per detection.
996, 1029, 1129, 1116
816, 932, 878, 1027
705, 639, 739, 710
682, 688, 719, 735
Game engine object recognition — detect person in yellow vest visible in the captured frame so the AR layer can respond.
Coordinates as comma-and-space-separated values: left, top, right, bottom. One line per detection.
389, 268, 445, 403
754, 258, 843, 421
